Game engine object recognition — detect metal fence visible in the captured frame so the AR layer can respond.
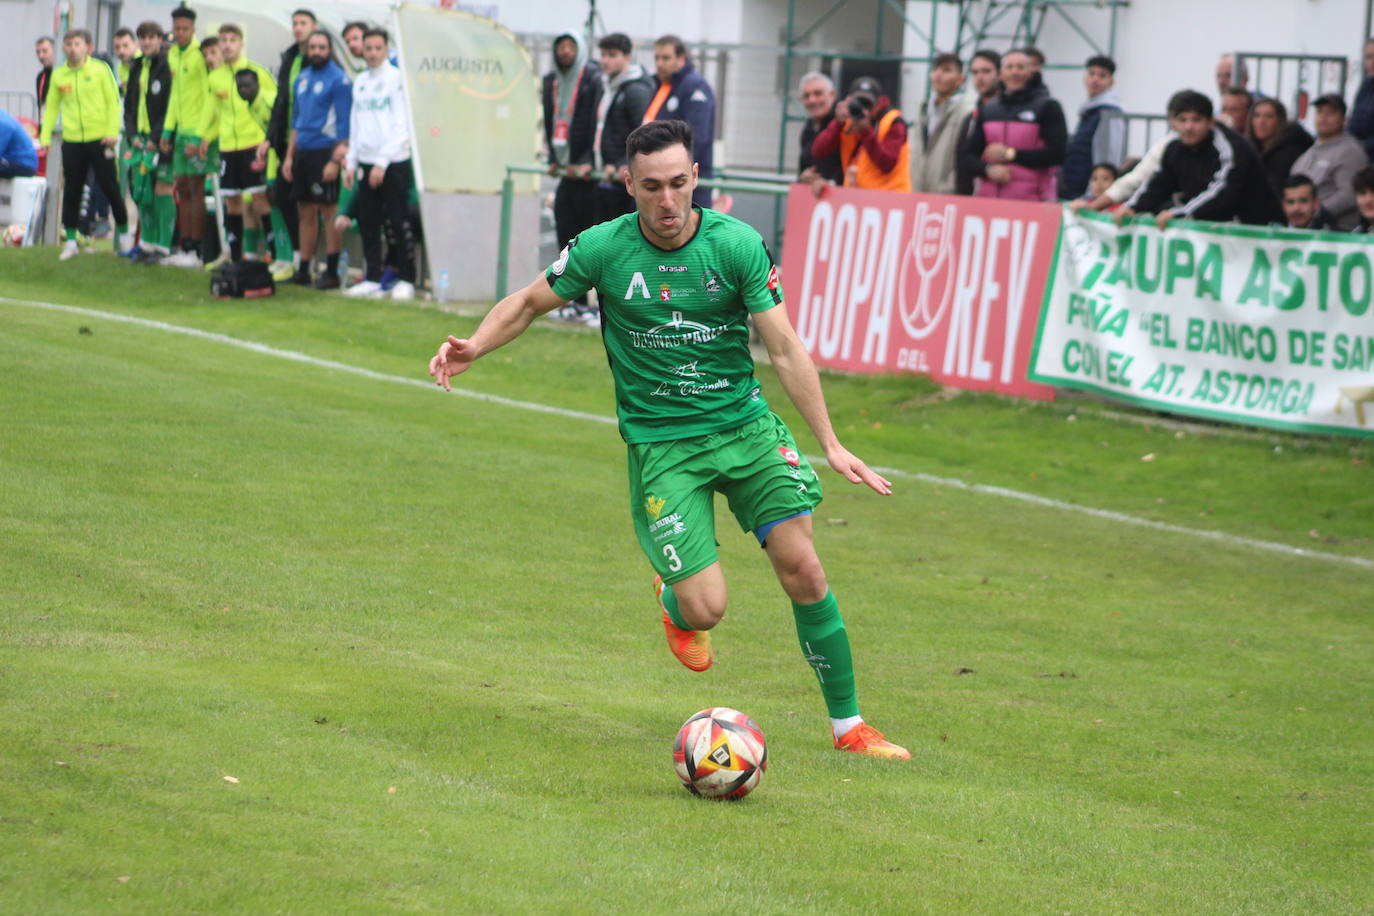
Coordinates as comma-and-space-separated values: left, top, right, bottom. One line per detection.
0, 90, 38, 122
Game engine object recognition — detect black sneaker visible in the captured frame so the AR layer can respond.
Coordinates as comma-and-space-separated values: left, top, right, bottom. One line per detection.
292, 266, 313, 286
313, 271, 341, 291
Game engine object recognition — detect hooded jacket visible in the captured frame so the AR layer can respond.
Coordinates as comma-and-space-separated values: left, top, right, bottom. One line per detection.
960, 82, 1067, 201
595, 63, 654, 171
644, 59, 716, 205
1257, 121, 1313, 194
1062, 88, 1124, 199
1127, 122, 1282, 225
541, 34, 601, 169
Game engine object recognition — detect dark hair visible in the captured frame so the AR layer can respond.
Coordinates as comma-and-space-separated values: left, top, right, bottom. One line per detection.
1018, 45, 1045, 65
170, 6, 197, 22
932, 52, 962, 71
626, 119, 694, 163
1353, 166, 1374, 194
1284, 173, 1316, 194
63, 28, 93, 46
35, 36, 55, 48
655, 34, 687, 58
1249, 97, 1288, 150
1223, 87, 1251, 101
218, 23, 243, 38
135, 21, 164, 40
1090, 162, 1120, 180
1167, 90, 1213, 119
307, 29, 333, 50
971, 48, 1000, 69
292, 9, 317, 22
113, 27, 136, 41
598, 32, 632, 55
1085, 55, 1115, 74
342, 21, 368, 37
199, 35, 219, 49
362, 28, 389, 44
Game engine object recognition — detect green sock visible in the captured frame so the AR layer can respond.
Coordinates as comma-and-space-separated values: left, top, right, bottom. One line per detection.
660, 582, 690, 630
270, 206, 293, 262
244, 227, 262, 258
792, 590, 859, 718
138, 194, 156, 247
154, 193, 176, 249
65, 228, 78, 242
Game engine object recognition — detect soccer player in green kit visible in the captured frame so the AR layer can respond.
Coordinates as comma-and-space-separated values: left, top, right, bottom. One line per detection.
428, 120, 908, 759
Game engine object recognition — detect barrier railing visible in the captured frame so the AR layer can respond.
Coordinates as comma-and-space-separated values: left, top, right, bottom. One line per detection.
497, 163, 792, 299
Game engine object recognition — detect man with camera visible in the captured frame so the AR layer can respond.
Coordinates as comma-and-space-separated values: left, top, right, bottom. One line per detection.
809, 76, 911, 192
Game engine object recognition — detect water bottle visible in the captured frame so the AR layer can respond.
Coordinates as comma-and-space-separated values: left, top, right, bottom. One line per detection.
437, 269, 451, 303
338, 248, 350, 283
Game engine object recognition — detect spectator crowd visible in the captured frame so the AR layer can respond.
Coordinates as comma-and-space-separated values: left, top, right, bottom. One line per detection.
794, 39, 1374, 236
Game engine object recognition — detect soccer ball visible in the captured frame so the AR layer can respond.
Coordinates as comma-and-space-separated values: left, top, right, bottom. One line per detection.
672, 707, 768, 799
2, 224, 24, 247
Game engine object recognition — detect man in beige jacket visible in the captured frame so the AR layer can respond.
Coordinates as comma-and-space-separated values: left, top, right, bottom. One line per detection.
912, 52, 976, 195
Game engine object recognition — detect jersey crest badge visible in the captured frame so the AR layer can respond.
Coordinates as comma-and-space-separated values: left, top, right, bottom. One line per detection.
644, 495, 666, 521
659, 287, 671, 301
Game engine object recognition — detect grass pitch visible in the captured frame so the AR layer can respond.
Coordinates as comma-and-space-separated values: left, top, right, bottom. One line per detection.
1, 249, 1371, 914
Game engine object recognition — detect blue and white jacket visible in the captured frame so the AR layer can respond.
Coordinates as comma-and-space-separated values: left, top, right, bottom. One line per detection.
292, 58, 352, 151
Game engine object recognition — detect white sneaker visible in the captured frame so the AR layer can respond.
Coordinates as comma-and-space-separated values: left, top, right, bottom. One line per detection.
345, 280, 384, 298
117, 232, 136, 254
579, 308, 602, 329
58, 241, 80, 261
389, 280, 416, 300
163, 250, 202, 268
269, 260, 295, 281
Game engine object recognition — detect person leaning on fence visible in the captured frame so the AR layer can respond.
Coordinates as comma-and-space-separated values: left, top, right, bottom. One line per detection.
912, 52, 975, 195
796, 72, 843, 194
340, 28, 416, 302
592, 32, 654, 229
810, 76, 911, 192
644, 35, 716, 209
1248, 97, 1312, 195
38, 29, 133, 260
1288, 93, 1370, 232
1061, 55, 1124, 200
1281, 173, 1336, 230
35, 37, 55, 125
1351, 166, 1374, 233
0, 109, 38, 178
1116, 90, 1281, 230
959, 48, 1066, 201
542, 31, 601, 322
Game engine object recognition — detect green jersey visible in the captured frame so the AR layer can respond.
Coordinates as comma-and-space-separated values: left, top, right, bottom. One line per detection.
546, 208, 784, 444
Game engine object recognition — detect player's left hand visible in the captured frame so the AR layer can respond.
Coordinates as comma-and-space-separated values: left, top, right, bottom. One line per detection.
1155, 210, 1175, 232
429, 335, 478, 391
825, 445, 892, 496
368, 165, 385, 189
322, 160, 340, 182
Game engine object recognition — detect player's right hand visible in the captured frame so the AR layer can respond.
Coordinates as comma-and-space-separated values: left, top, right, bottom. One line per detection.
429, 335, 478, 391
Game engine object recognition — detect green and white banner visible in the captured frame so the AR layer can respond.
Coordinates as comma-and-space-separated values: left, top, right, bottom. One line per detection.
1030, 210, 1374, 438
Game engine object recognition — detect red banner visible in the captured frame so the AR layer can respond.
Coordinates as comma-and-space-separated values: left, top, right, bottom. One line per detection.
781, 185, 1061, 399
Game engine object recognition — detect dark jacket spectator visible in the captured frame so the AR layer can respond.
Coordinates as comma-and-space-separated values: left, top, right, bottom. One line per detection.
800, 104, 844, 183
796, 72, 843, 184
541, 33, 600, 171
1349, 41, 1374, 160
1062, 56, 1124, 199
643, 39, 715, 207
1249, 98, 1313, 194
595, 64, 653, 172
267, 42, 304, 159
1128, 121, 1282, 225
123, 51, 172, 144
960, 51, 1067, 201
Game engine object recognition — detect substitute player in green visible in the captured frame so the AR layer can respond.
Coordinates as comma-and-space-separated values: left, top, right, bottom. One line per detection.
428, 120, 909, 759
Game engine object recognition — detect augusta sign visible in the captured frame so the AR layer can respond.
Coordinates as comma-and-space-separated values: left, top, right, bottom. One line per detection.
1030, 211, 1374, 437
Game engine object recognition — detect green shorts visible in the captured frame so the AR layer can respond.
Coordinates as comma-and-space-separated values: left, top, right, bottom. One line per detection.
132, 136, 173, 185
171, 133, 219, 177
628, 412, 823, 583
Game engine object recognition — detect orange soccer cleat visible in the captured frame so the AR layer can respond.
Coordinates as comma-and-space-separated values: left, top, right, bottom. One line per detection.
834, 723, 911, 759
655, 574, 713, 672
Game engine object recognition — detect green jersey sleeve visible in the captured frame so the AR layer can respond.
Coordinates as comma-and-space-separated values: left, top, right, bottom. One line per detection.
735, 237, 784, 314
545, 233, 599, 302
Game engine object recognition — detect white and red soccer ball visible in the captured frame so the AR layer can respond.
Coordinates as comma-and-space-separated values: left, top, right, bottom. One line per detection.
673, 707, 767, 799
2, 224, 25, 247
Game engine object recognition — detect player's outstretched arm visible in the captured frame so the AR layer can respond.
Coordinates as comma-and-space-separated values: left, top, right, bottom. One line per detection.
428, 275, 568, 391
753, 306, 892, 496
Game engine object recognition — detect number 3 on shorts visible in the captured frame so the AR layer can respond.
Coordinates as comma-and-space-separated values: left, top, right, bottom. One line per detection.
662, 543, 683, 572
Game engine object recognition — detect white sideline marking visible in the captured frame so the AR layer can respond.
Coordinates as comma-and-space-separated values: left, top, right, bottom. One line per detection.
4, 295, 1370, 571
